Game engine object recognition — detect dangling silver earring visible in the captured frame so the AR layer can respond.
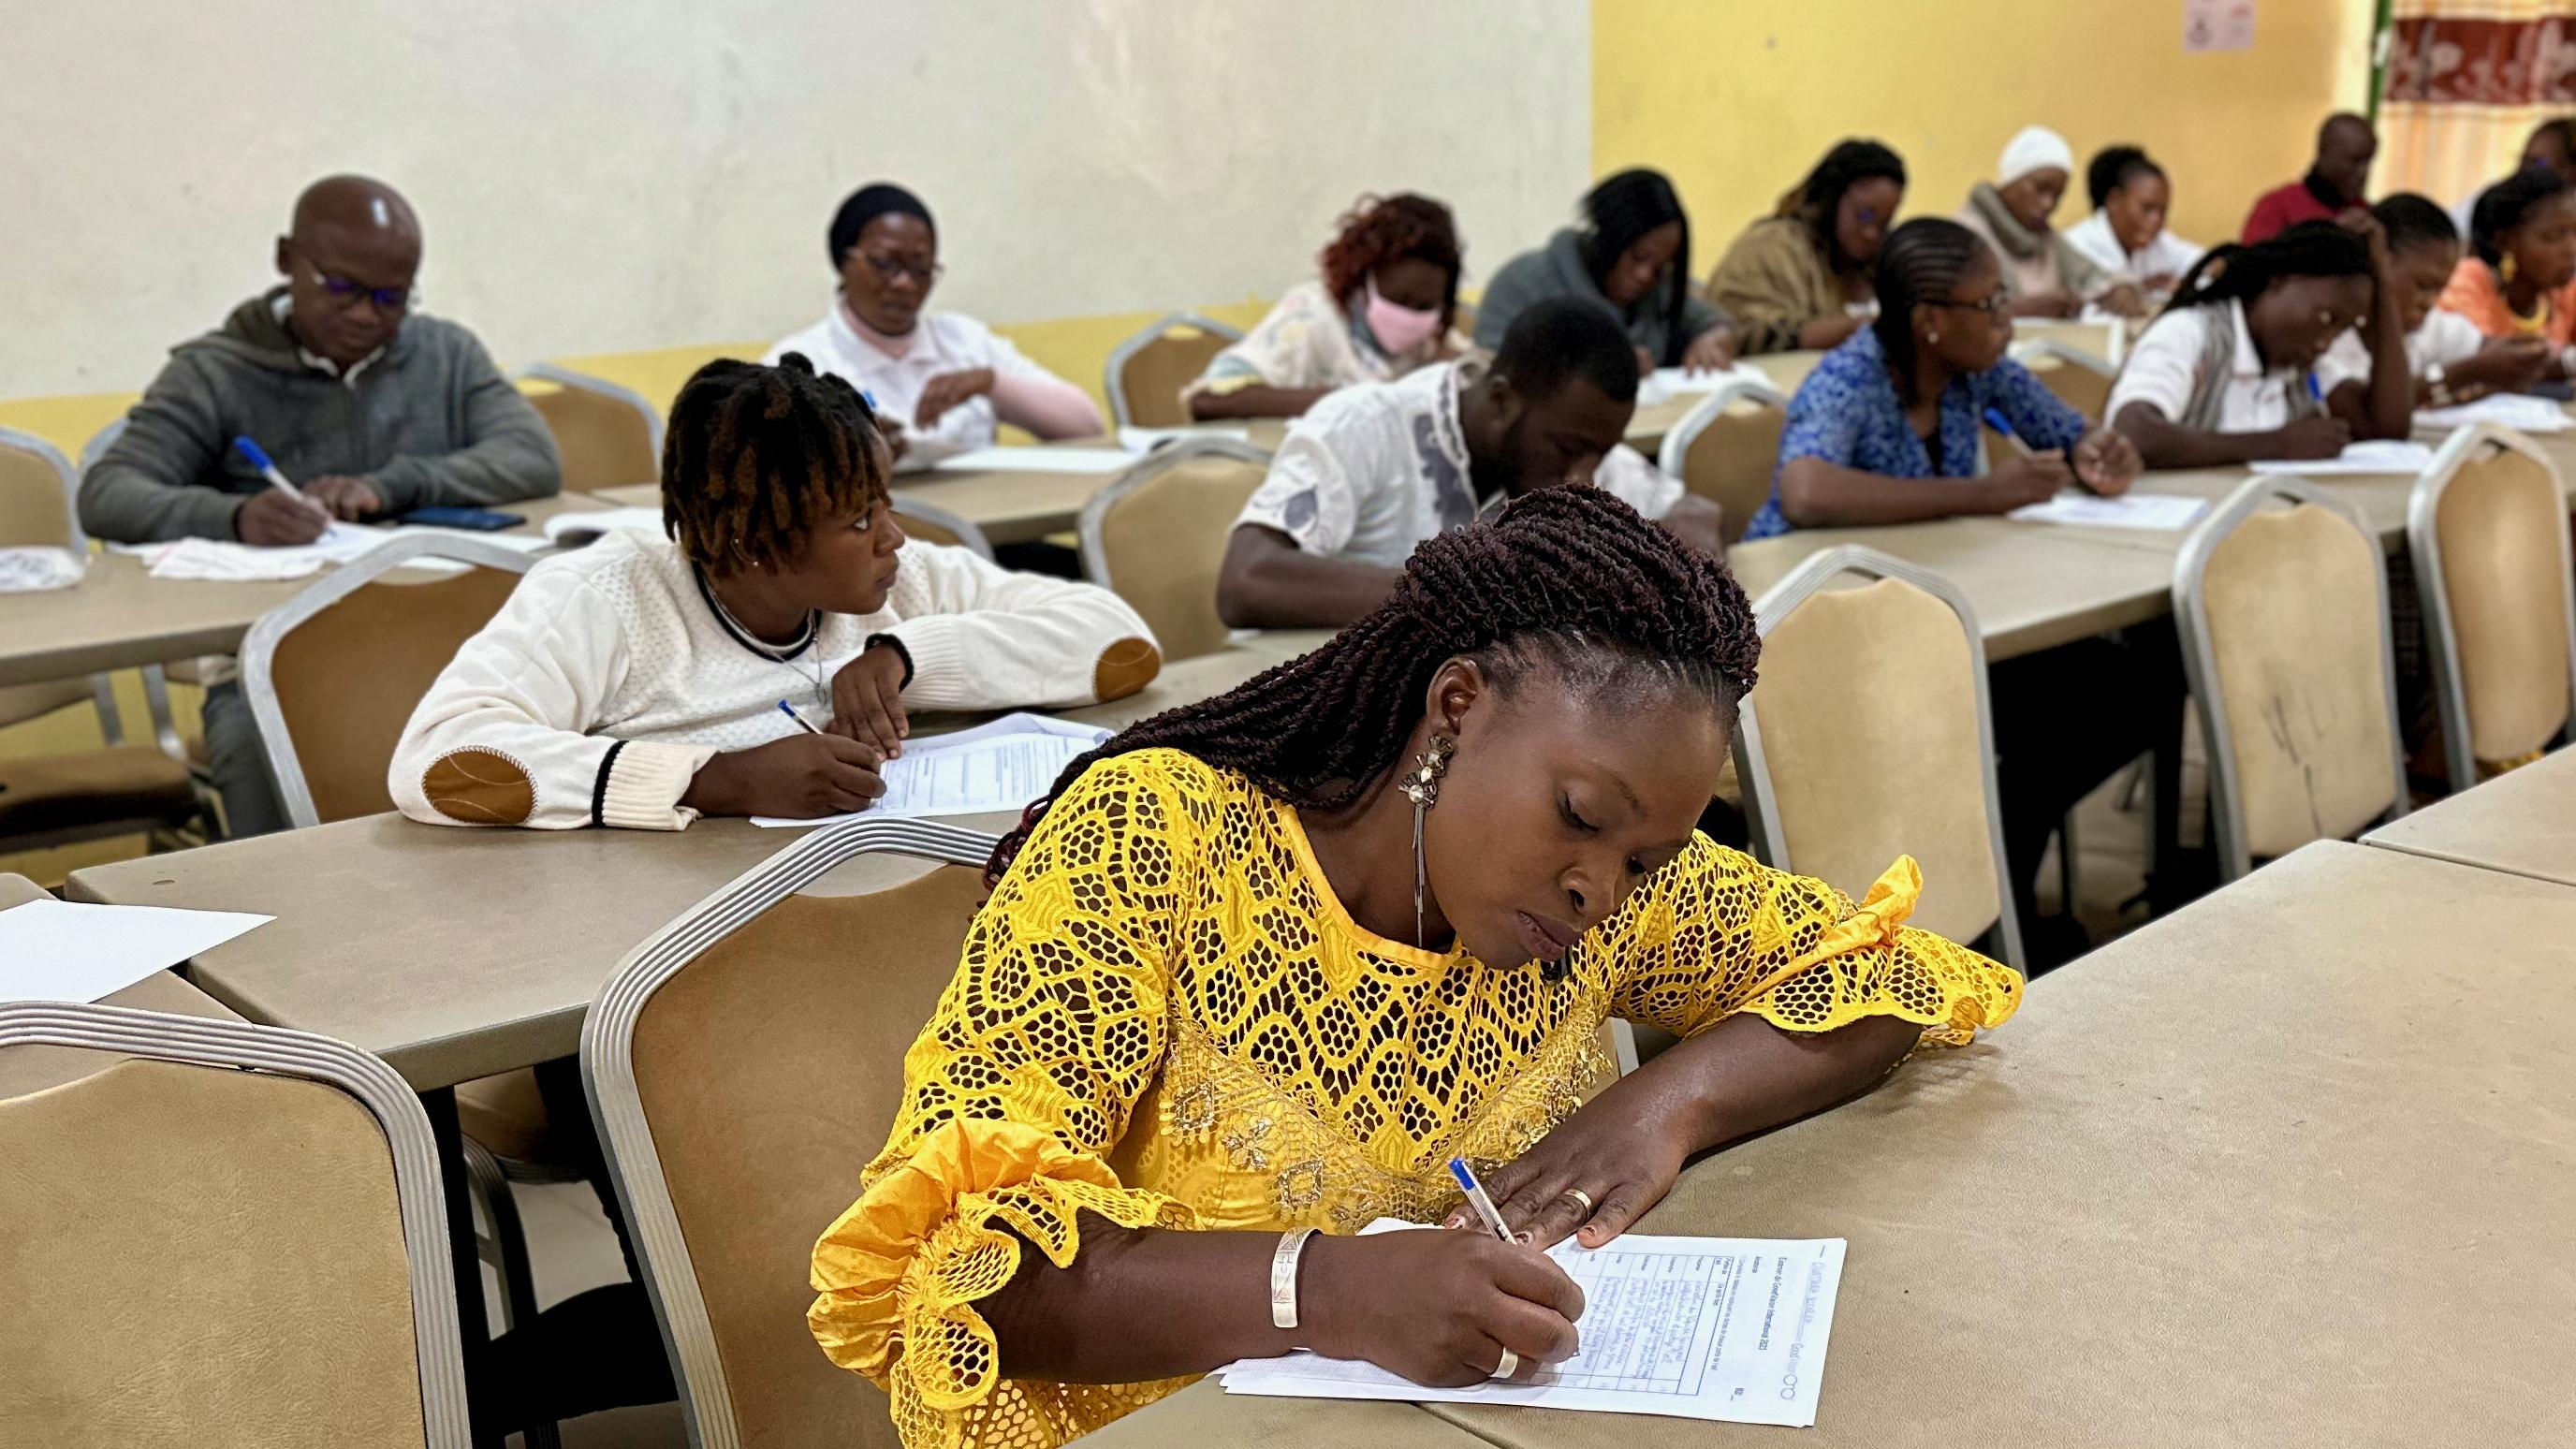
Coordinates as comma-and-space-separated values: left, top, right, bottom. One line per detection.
1398, 734, 1455, 949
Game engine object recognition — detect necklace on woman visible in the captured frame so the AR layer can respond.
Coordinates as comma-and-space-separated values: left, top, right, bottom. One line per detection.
697, 567, 830, 710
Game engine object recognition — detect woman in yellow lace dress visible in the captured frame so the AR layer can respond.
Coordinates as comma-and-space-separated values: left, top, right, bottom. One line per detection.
810, 488, 2022, 1449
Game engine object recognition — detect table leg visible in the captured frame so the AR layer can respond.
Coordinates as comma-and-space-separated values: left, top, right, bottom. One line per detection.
422, 1086, 500, 1449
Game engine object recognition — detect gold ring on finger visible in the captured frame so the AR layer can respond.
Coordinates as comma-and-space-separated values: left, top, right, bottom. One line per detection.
1561, 1187, 1595, 1216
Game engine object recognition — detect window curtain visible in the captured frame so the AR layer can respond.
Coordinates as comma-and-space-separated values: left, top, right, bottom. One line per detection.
2380, 2, 2576, 212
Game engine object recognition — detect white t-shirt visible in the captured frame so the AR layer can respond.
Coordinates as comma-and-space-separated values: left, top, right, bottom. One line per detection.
764, 306, 1064, 454
2317, 308, 2486, 388
1230, 362, 1681, 567
2062, 211, 2205, 289
2106, 300, 2316, 432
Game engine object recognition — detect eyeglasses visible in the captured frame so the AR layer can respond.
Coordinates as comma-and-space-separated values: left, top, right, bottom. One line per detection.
300, 260, 413, 311
1928, 293, 2013, 319
860, 253, 943, 285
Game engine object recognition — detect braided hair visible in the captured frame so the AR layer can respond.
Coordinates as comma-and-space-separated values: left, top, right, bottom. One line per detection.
987, 487, 1760, 885
1577, 169, 1693, 363
2085, 145, 2164, 212
661, 353, 889, 577
2157, 220, 2375, 320
2468, 167, 2572, 268
1793, 139, 1908, 267
1319, 193, 1463, 327
1873, 217, 1990, 403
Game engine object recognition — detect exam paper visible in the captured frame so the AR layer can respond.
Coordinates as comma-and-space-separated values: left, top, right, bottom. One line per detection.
931, 446, 1137, 476
2414, 393, 2572, 433
751, 713, 1113, 827
0, 899, 272, 1003
115, 524, 547, 580
0, 546, 85, 593
2008, 491, 2211, 531
2247, 440, 2437, 476
1219, 1220, 1847, 1427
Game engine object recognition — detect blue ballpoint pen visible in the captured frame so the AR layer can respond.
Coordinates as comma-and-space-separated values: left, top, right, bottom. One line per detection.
1448, 1157, 1516, 1243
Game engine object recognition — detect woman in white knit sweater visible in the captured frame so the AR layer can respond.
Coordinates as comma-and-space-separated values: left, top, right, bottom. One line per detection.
390, 353, 1161, 830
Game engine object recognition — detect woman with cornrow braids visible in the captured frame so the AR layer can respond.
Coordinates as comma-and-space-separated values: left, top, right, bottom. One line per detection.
811, 487, 2021, 1449
390, 352, 1160, 830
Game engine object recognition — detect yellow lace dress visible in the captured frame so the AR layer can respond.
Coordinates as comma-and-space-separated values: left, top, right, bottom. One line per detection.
809, 748, 2022, 1449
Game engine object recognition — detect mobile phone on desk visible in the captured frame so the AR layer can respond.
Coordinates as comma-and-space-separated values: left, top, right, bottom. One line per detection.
397, 505, 525, 531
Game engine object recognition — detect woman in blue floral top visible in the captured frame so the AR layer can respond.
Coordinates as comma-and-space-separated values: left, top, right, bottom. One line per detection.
1742, 217, 2141, 540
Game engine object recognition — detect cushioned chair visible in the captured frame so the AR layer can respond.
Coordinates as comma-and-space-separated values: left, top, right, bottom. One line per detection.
2405, 423, 2576, 793
585, 818, 1002, 1449
517, 362, 666, 491
1655, 380, 1789, 544
78, 416, 198, 761
2175, 476, 2408, 881
1076, 437, 1273, 663
1104, 313, 1243, 430
1734, 547, 2026, 971
0, 425, 197, 852
0, 1001, 468, 1447
2017, 341, 2116, 423
891, 497, 995, 560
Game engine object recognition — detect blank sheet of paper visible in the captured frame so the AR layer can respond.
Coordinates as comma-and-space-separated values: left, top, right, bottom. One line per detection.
0, 899, 272, 1003
2008, 491, 2211, 531
2247, 441, 2437, 476
931, 446, 1137, 475
751, 713, 1113, 827
1219, 1222, 1847, 1427
2414, 394, 2571, 433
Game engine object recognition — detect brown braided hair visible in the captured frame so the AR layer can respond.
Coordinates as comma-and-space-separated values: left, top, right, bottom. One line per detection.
661, 352, 889, 577
1319, 192, 1464, 328
987, 487, 1760, 884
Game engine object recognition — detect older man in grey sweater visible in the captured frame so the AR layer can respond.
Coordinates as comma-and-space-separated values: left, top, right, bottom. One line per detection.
81, 174, 562, 835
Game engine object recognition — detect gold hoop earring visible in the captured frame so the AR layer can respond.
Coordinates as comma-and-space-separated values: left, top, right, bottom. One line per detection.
1398, 734, 1456, 949
2503, 253, 2521, 285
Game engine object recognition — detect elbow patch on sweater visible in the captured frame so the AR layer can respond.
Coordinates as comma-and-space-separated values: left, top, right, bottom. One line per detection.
421, 749, 535, 825
1093, 637, 1162, 701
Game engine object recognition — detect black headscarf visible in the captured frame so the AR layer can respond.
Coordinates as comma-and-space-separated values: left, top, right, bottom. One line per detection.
828, 183, 935, 267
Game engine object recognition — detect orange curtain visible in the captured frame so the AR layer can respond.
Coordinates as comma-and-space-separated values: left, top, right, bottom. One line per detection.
2380, 1, 2576, 208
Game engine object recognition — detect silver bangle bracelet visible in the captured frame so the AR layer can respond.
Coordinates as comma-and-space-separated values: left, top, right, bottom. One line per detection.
1270, 1227, 1320, 1330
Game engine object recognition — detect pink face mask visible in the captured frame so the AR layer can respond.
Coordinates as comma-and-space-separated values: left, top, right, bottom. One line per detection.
1365, 278, 1445, 355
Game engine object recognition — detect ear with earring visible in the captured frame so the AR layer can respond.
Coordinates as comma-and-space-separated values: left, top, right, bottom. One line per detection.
1397, 733, 1455, 950
2502, 253, 2520, 285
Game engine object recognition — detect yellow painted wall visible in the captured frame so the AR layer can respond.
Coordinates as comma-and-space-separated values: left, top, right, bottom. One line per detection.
1592, 0, 2376, 258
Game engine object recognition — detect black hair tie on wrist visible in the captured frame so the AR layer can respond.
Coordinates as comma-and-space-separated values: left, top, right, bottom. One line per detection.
864, 633, 915, 690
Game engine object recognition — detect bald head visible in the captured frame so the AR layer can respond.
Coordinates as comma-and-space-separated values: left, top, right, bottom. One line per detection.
274, 174, 422, 369
2315, 114, 2378, 205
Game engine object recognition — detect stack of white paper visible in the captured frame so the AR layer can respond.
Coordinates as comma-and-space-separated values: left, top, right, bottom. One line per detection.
0, 899, 271, 1003
2247, 440, 2437, 476
0, 546, 85, 593
1218, 1220, 1848, 1427
2008, 491, 2211, 531
114, 524, 548, 581
931, 446, 1136, 476
752, 713, 1113, 827
2415, 393, 2572, 433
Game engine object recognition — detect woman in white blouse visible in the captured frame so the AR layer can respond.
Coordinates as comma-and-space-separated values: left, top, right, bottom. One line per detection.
2064, 146, 2204, 303
766, 183, 1103, 463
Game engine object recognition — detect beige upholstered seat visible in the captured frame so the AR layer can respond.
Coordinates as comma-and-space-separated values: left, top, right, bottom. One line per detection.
2178, 477, 2406, 878
1076, 439, 1272, 663
1656, 382, 1788, 544
0, 1003, 466, 1448
1104, 313, 1243, 429
587, 819, 1001, 1449
1735, 549, 2021, 966
518, 363, 665, 491
889, 498, 994, 560
2024, 348, 2115, 423
2408, 425, 2576, 792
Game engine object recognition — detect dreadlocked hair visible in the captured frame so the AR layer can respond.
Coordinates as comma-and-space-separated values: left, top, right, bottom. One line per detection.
1319, 192, 1463, 327
2157, 220, 2375, 321
985, 487, 1760, 886
661, 352, 889, 577
1873, 217, 1990, 404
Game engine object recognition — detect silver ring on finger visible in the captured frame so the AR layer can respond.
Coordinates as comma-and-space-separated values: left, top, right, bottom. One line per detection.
1560, 1187, 1595, 1217
1492, 1347, 1519, 1380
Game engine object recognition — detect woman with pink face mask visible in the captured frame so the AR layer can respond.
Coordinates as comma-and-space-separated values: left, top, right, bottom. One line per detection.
1186, 192, 1467, 420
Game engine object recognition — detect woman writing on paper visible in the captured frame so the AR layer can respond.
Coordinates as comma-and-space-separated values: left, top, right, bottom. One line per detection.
1705, 139, 1908, 354
2318, 195, 2550, 408
2436, 168, 2576, 378
388, 355, 1157, 830
1477, 168, 1739, 373
1184, 192, 1469, 421
808, 488, 2021, 1449
2062, 146, 2204, 304
1954, 125, 2147, 321
766, 183, 1104, 463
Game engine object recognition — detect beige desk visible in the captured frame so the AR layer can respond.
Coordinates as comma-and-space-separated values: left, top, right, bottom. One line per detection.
0, 491, 619, 688
63, 635, 1320, 1090
2364, 745, 2576, 886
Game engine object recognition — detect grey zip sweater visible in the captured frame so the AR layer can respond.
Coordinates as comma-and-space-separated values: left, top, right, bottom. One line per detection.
78, 287, 563, 542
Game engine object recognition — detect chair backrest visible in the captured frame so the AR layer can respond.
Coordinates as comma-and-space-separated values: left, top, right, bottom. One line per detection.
517, 363, 666, 491
79, 415, 130, 476
2018, 342, 2116, 423
1734, 548, 2022, 968
1104, 313, 1244, 429
1655, 381, 1788, 544
242, 535, 536, 828
2175, 476, 2408, 879
890, 498, 995, 561
0, 424, 80, 550
0, 1003, 466, 1448
2407, 423, 2576, 791
585, 819, 1000, 1449
1078, 438, 1274, 662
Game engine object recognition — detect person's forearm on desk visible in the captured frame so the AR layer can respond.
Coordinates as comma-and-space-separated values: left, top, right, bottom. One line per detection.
1189, 385, 1333, 421
990, 371, 1105, 441
1215, 526, 1399, 630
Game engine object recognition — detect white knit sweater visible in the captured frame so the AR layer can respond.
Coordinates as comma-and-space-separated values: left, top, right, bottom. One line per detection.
389, 529, 1159, 830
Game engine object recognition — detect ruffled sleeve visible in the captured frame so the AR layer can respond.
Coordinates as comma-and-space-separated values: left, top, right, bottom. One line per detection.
808, 752, 1207, 1447
1603, 837, 2022, 1047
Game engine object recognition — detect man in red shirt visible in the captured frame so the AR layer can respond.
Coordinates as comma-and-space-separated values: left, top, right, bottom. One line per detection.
2243, 113, 2377, 242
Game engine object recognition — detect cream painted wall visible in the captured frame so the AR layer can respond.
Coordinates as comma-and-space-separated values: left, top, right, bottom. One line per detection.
0, 1, 1590, 406
1592, 0, 2375, 262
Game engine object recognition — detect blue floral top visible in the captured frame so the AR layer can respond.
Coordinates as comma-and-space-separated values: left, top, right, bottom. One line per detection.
1741, 329, 2089, 540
